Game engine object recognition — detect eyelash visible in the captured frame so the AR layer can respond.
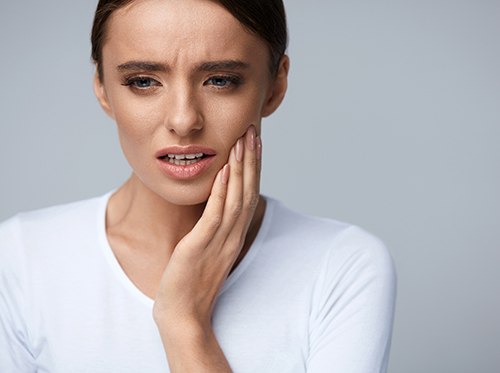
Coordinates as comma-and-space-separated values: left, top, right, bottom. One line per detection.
120, 75, 244, 93
204, 75, 243, 89
121, 76, 161, 91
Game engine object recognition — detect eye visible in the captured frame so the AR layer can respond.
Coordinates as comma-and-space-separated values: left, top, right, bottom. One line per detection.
121, 76, 161, 89
205, 75, 243, 89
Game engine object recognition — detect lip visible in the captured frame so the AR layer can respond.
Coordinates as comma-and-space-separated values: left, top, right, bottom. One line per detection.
155, 145, 217, 180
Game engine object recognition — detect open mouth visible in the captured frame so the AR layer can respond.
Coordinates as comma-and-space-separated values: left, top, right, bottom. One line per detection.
156, 147, 216, 179
161, 153, 208, 166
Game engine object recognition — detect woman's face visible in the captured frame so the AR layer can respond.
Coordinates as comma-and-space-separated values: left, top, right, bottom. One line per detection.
94, 0, 287, 206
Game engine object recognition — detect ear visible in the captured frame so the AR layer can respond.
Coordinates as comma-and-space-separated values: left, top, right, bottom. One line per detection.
261, 55, 289, 118
93, 66, 115, 120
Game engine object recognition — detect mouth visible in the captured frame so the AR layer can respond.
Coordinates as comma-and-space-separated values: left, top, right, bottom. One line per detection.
161, 152, 208, 166
155, 146, 217, 180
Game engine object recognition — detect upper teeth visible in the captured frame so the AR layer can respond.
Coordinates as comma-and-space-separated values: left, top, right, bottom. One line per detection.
165, 153, 206, 166
167, 153, 204, 160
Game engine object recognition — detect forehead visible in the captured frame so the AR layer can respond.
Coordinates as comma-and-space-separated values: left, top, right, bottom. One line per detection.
103, 0, 268, 68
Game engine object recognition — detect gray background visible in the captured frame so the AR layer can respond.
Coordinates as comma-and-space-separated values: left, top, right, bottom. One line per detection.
1, 1, 499, 372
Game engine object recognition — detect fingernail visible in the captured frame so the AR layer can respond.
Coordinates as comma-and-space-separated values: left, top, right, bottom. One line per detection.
256, 136, 262, 160
236, 138, 244, 162
246, 125, 256, 151
221, 164, 230, 185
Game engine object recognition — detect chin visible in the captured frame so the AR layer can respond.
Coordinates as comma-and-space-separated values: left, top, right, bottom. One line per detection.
147, 176, 214, 207
161, 190, 211, 206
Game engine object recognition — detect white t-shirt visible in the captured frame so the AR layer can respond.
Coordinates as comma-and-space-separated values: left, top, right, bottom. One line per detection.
0, 191, 396, 373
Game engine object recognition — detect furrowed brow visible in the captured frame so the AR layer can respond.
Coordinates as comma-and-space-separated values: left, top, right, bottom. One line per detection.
117, 61, 169, 72
196, 60, 250, 72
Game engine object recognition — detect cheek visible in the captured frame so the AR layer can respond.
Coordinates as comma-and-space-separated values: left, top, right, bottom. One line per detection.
205, 87, 265, 140
111, 95, 165, 165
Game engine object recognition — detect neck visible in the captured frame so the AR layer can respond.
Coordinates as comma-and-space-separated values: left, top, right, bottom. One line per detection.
106, 173, 206, 257
105, 173, 266, 276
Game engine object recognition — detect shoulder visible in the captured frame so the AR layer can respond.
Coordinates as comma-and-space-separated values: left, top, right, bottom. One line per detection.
0, 192, 111, 261
263, 196, 350, 251
2, 193, 105, 231
261, 197, 396, 292
265, 197, 394, 265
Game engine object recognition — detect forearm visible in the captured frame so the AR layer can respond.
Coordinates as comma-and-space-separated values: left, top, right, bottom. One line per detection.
157, 322, 233, 373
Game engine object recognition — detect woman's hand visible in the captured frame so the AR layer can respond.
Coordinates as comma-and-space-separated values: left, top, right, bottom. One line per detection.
153, 125, 262, 372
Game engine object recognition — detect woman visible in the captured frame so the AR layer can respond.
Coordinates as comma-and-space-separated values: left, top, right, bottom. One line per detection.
0, 0, 396, 372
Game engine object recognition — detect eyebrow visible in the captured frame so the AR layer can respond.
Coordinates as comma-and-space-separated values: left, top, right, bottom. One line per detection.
195, 60, 250, 72
116, 60, 250, 73
117, 61, 168, 72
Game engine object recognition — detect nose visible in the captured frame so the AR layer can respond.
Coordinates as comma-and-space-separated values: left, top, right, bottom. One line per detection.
164, 82, 204, 137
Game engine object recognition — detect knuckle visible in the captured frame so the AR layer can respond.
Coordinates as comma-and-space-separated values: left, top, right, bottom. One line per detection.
244, 192, 258, 210
202, 213, 222, 231
243, 195, 254, 209
230, 201, 243, 217
215, 190, 226, 204
246, 155, 258, 167
210, 215, 222, 229
233, 164, 243, 177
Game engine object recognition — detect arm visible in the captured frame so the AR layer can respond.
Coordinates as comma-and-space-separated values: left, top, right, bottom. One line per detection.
156, 322, 233, 372
0, 218, 36, 372
153, 126, 261, 372
307, 229, 397, 373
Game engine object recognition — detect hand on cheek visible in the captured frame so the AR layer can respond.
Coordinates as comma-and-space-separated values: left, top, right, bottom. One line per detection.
153, 125, 262, 332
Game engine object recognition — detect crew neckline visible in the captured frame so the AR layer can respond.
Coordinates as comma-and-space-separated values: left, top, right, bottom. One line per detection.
96, 190, 275, 308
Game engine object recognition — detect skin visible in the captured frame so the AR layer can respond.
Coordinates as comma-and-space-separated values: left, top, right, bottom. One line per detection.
93, 0, 289, 371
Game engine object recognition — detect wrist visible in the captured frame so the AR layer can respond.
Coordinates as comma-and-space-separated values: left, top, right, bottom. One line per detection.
155, 314, 212, 339
157, 321, 232, 373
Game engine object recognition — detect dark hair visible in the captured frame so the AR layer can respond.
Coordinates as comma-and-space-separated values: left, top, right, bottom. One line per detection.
91, 0, 288, 82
